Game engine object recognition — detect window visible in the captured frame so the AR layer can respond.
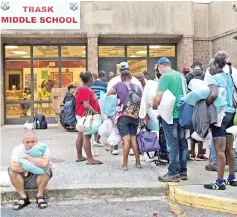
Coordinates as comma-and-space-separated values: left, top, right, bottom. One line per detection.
61, 60, 86, 87
5, 60, 31, 102
127, 46, 147, 57
149, 45, 175, 57
5, 46, 30, 58
128, 59, 147, 76
33, 46, 59, 58
99, 46, 125, 57
61, 46, 86, 57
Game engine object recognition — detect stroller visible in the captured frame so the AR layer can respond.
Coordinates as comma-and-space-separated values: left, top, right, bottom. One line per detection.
59, 100, 77, 132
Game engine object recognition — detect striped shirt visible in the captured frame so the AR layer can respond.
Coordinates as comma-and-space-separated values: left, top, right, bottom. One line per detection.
91, 79, 108, 99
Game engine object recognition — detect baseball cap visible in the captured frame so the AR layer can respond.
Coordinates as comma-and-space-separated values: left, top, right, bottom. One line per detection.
215, 51, 228, 58
182, 67, 190, 73
67, 84, 76, 91
157, 57, 171, 65
119, 62, 129, 70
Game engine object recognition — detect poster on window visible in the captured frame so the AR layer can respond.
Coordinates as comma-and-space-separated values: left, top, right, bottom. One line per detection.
24, 74, 37, 90
51, 72, 73, 88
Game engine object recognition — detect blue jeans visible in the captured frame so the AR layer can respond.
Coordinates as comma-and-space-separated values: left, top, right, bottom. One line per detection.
162, 118, 188, 175
211, 140, 237, 169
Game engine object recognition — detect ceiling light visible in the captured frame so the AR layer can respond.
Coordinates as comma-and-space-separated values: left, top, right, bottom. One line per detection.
12, 51, 27, 55
136, 51, 146, 54
22, 56, 30, 58
5, 46, 19, 49
150, 45, 161, 49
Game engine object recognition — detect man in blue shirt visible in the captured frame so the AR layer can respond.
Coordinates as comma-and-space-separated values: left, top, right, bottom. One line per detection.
91, 71, 108, 99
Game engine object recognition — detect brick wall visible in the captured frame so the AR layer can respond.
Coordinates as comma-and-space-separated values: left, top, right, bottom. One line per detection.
193, 39, 211, 71
0, 42, 3, 126
177, 37, 194, 72
211, 31, 237, 68
87, 36, 98, 74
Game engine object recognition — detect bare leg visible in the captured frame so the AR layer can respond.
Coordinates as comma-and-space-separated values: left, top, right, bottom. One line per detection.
121, 135, 131, 168
226, 135, 235, 176
190, 140, 195, 156
214, 138, 226, 180
36, 173, 50, 208
9, 171, 26, 198
36, 173, 50, 197
76, 132, 84, 160
130, 135, 141, 168
198, 142, 204, 155
83, 135, 102, 163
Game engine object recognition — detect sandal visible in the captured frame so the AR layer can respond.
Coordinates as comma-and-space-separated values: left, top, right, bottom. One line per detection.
13, 197, 30, 210
75, 157, 87, 162
86, 160, 103, 165
36, 196, 48, 209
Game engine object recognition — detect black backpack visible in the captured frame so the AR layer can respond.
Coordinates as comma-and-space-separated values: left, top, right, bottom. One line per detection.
33, 114, 48, 129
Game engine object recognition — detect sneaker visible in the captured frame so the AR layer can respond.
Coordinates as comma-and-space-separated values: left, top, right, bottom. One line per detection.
224, 179, 237, 187
205, 163, 216, 171
158, 173, 180, 182
191, 132, 205, 142
111, 150, 119, 155
196, 154, 208, 161
179, 172, 188, 180
129, 148, 134, 156
204, 181, 226, 190
159, 153, 169, 163
189, 154, 196, 161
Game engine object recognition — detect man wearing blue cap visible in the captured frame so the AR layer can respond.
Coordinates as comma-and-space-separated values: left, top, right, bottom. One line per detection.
153, 57, 188, 182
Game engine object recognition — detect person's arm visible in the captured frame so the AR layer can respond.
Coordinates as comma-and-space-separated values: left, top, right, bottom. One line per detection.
153, 92, 164, 110
206, 84, 218, 105
10, 161, 26, 173
83, 99, 92, 109
107, 88, 117, 96
25, 154, 49, 169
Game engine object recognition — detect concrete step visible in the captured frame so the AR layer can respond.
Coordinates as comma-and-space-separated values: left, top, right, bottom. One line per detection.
1, 182, 168, 202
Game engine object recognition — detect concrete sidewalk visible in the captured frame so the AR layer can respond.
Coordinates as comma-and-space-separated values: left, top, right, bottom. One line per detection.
1, 125, 237, 214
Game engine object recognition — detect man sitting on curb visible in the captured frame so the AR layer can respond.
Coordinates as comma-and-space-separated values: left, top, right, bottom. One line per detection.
8, 130, 53, 210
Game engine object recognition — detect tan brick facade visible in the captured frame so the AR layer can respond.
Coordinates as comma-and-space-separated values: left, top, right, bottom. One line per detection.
177, 37, 194, 71
193, 39, 211, 70
87, 36, 98, 74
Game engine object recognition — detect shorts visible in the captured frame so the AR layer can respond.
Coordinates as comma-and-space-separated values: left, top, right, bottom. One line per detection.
211, 112, 235, 139
8, 167, 53, 189
117, 117, 139, 137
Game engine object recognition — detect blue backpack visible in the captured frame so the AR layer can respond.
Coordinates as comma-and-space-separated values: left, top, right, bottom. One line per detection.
33, 114, 48, 129
63, 101, 76, 125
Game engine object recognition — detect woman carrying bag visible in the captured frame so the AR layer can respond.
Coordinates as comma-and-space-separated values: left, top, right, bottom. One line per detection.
75, 71, 103, 165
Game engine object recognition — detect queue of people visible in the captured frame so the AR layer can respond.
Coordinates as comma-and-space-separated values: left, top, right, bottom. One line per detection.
7, 50, 237, 211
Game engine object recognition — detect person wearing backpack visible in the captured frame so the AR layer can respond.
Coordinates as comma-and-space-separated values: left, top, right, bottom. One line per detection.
107, 70, 142, 171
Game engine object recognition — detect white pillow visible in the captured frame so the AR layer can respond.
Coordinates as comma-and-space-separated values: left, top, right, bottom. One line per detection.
158, 90, 176, 124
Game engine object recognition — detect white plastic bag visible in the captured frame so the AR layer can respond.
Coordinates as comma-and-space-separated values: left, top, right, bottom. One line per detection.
98, 119, 113, 137
158, 90, 176, 124
99, 136, 109, 145
226, 126, 237, 136
76, 115, 92, 132
0, 171, 11, 187
144, 152, 156, 163
24, 121, 33, 130
107, 128, 121, 146
188, 79, 207, 91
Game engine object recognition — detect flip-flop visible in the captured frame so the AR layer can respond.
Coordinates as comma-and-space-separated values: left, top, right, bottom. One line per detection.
119, 166, 128, 171
86, 161, 103, 165
136, 165, 143, 169
75, 157, 87, 162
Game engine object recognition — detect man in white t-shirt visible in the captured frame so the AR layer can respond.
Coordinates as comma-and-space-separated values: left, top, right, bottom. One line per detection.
9, 131, 52, 210
107, 62, 142, 92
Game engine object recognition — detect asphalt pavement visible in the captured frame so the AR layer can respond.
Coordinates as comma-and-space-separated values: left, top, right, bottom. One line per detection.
1, 196, 236, 217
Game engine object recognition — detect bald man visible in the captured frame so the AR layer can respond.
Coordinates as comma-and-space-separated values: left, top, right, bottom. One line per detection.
8, 130, 52, 210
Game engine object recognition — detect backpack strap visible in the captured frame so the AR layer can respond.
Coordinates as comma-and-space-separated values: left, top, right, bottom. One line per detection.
123, 83, 134, 105
228, 64, 237, 107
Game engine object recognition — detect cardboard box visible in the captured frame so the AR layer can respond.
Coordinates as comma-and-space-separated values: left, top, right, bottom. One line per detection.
51, 88, 67, 113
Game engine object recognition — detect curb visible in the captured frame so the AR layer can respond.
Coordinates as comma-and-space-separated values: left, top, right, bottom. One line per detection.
1, 185, 168, 203
168, 183, 237, 215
